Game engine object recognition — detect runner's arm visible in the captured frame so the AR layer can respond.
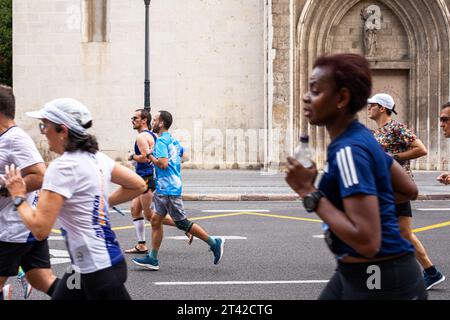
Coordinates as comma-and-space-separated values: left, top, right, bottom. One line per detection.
285, 157, 381, 258
394, 139, 427, 161
390, 160, 418, 203
132, 134, 152, 163
147, 154, 168, 169
109, 163, 147, 206
21, 163, 46, 193
2, 164, 61, 240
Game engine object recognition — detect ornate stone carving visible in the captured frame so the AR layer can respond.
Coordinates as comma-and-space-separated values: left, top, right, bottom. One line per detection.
361, 5, 381, 57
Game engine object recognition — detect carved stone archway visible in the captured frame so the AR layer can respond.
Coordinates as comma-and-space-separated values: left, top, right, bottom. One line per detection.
295, 0, 450, 170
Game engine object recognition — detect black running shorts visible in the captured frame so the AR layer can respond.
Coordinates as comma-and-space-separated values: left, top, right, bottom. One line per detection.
0, 240, 52, 277
396, 201, 413, 218
141, 174, 156, 194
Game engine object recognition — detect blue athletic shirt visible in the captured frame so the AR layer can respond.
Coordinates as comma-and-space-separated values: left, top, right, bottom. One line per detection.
134, 130, 157, 177
318, 120, 414, 259
153, 132, 183, 196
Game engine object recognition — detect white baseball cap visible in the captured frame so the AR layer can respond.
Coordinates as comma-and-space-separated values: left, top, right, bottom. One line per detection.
26, 98, 92, 136
368, 93, 397, 115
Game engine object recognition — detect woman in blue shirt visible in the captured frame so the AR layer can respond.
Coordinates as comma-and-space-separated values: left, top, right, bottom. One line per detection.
285, 54, 427, 300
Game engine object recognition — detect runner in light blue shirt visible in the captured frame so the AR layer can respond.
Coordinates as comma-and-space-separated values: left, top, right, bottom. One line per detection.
132, 110, 225, 271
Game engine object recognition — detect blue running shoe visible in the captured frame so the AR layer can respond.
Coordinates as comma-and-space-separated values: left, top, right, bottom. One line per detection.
17, 269, 32, 299
424, 270, 446, 290
210, 237, 225, 265
132, 255, 160, 271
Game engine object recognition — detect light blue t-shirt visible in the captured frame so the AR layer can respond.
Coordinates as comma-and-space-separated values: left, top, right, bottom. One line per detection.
153, 132, 183, 196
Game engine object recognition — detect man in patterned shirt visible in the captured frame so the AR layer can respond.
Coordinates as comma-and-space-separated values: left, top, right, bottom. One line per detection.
368, 93, 445, 290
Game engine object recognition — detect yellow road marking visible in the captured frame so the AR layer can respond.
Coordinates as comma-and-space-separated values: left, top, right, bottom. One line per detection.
243, 212, 322, 223
50, 212, 450, 236
413, 221, 450, 233
110, 212, 247, 232
191, 212, 247, 221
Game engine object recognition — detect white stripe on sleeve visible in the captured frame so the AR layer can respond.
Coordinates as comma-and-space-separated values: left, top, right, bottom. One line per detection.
345, 147, 360, 185
339, 149, 354, 187
336, 150, 349, 188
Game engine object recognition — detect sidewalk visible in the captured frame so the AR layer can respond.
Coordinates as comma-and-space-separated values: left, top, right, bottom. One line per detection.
181, 170, 450, 201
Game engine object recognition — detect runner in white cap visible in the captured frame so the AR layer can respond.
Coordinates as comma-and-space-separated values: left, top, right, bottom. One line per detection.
2, 97, 147, 300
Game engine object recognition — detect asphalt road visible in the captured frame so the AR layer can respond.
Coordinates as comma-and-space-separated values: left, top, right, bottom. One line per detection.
7, 200, 450, 301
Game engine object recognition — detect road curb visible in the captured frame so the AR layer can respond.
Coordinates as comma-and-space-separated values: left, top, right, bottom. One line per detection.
417, 194, 450, 201
182, 194, 450, 201
182, 194, 301, 201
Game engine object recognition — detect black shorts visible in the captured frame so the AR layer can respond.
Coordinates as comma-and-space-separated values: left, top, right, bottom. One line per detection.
52, 259, 131, 300
319, 253, 427, 300
141, 175, 156, 193
396, 201, 413, 218
0, 240, 51, 277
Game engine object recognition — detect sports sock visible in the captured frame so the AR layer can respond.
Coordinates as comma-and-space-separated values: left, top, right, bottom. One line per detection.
206, 237, 217, 247
133, 218, 146, 243
150, 250, 158, 260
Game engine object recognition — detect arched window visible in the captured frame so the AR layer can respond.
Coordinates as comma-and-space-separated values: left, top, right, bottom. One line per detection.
82, 0, 109, 42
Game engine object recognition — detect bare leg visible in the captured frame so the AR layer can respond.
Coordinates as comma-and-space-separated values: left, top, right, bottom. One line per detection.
151, 214, 164, 252
398, 216, 433, 269
189, 224, 211, 243
25, 268, 57, 294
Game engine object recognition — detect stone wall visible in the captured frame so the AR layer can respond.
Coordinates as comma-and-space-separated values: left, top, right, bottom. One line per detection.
13, 0, 265, 169
294, 0, 450, 171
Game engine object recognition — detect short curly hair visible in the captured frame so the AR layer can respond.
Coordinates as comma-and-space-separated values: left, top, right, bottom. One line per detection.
313, 54, 372, 115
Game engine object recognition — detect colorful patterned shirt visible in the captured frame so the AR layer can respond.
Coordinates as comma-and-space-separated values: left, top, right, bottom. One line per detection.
372, 120, 417, 176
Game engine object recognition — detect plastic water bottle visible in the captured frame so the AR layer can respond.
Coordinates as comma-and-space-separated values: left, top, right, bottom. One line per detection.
293, 135, 313, 168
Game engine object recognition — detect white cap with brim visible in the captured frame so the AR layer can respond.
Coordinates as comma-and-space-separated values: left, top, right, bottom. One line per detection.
26, 98, 92, 136
368, 93, 397, 115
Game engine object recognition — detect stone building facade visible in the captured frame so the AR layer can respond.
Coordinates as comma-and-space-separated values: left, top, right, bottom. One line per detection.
12, 0, 450, 170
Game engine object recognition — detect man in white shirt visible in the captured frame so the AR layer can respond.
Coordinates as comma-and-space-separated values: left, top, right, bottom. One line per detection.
0, 84, 59, 300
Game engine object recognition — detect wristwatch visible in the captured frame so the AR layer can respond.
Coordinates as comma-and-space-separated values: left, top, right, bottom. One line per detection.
302, 190, 325, 213
13, 196, 26, 209
128, 154, 135, 161
393, 154, 400, 162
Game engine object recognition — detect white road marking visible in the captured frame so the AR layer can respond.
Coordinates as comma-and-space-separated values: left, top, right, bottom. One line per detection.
49, 249, 71, 265
165, 236, 247, 240
155, 280, 329, 286
313, 235, 325, 239
202, 210, 270, 213
48, 236, 65, 241
109, 209, 131, 214
416, 208, 450, 212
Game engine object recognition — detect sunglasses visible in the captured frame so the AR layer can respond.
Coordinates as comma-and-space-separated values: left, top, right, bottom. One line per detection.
440, 117, 450, 122
131, 116, 140, 122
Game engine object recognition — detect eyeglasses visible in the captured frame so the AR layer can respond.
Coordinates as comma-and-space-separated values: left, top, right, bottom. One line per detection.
440, 117, 450, 123
368, 104, 380, 110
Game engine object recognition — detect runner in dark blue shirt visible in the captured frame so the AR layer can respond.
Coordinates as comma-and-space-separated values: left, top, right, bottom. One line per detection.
285, 54, 427, 300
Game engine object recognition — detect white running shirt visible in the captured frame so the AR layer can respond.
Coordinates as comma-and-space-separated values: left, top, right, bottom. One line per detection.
0, 126, 42, 243
42, 151, 123, 274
